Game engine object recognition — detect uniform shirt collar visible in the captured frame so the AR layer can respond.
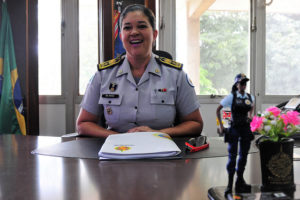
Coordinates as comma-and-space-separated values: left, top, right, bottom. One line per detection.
147, 53, 161, 77
116, 57, 131, 77
236, 91, 248, 98
115, 53, 161, 77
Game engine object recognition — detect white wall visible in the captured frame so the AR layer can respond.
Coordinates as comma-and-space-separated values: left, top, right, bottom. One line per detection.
39, 104, 80, 136
39, 104, 66, 136
200, 104, 219, 137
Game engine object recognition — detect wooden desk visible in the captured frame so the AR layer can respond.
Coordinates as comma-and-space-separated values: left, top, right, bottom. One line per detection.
0, 135, 300, 200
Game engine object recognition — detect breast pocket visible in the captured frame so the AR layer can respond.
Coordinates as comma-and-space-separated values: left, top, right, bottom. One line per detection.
150, 91, 176, 123
99, 95, 122, 124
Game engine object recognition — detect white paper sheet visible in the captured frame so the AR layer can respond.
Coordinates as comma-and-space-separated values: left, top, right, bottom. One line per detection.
98, 132, 181, 160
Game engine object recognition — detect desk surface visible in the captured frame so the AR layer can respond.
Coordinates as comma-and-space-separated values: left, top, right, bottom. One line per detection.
1, 135, 300, 200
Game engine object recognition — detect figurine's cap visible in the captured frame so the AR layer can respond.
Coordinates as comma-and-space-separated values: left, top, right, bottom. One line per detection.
234, 73, 249, 84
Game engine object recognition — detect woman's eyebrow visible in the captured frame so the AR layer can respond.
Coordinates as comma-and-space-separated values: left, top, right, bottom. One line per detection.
123, 21, 148, 27
137, 20, 147, 24
123, 22, 132, 26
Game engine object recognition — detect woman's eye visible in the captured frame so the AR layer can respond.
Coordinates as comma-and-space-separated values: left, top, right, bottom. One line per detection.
123, 26, 131, 30
138, 25, 147, 29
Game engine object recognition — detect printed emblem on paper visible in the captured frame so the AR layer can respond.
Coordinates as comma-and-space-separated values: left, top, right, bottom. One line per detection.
115, 146, 131, 152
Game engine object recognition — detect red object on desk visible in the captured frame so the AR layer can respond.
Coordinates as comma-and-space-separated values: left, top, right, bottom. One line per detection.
185, 142, 209, 153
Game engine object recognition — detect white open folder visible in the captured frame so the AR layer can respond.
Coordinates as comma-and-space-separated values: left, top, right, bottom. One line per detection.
98, 132, 181, 160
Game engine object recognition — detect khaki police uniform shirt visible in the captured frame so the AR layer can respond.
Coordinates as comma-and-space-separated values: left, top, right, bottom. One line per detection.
80, 53, 200, 133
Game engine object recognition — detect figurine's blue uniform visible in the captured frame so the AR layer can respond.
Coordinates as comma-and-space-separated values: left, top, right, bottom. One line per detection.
80, 53, 200, 133
221, 90, 254, 194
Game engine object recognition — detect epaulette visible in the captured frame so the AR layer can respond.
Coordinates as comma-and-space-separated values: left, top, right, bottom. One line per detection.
155, 56, 183, 70
98, 56, 125, 71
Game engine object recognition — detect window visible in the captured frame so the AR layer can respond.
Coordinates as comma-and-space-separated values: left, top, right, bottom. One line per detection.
265, 0, 300, 95
176, 0, 250, 95
79, 0, 98, 95
38, 0, 62, 95
38, 0, 99, 96
38, 0, 99, 134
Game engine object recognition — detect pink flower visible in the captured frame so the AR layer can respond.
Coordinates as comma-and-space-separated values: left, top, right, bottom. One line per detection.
281, 114, 289, 126
250, 116, 264, 132
285, 111, 300, 125
266, 106, 281, 117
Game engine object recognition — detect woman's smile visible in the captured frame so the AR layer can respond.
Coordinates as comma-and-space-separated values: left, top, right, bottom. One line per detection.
129, 39, 143, 45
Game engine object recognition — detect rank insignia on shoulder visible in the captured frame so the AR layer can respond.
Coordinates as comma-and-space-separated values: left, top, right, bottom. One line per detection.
155, 56, 183, 70
98, 56, 125, 71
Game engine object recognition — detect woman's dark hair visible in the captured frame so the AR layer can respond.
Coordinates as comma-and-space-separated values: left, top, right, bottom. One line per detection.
119, 4, 156, 30
231, 83, 238, 94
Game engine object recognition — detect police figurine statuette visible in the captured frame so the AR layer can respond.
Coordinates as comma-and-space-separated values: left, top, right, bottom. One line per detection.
216, 73, 255, 198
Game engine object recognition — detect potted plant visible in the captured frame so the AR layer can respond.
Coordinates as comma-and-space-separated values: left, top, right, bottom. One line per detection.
250, 106, 300, 192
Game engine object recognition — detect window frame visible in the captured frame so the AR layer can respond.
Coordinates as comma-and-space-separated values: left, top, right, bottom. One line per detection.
38, 0, 81, 134
160, 0, 295, 112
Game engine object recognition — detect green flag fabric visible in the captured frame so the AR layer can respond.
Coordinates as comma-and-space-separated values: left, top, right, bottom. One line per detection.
0, 2, 26, 135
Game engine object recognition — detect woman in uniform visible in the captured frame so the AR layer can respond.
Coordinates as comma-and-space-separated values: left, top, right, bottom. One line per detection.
216, 73, 255, 197
76, 4, 203, 137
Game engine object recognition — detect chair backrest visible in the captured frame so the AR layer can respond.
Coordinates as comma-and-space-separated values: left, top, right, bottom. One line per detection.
152, 50, 173, 60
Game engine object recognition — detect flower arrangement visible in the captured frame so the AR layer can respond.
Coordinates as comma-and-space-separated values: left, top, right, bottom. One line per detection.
250, 106, 300, 142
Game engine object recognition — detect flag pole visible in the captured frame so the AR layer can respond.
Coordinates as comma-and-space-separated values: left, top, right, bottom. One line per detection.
116, 1, 123, 13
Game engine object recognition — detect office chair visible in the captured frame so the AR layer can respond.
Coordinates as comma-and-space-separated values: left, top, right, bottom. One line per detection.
152, 50, 173, 60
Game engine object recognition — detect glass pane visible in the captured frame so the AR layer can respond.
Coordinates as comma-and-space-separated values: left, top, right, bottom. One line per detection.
79, 0, 98, 95
38, 0, 61, 95
266, 0, 300, 95
176, 0, 250, 95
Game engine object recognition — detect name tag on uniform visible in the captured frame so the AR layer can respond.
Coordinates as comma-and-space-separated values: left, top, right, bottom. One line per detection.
102, 94, 119, 98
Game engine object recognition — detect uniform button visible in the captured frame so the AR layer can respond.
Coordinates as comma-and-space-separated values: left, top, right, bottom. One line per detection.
134, 106, 138, 109
108, 100, 111, 104
136, 88, 138, 91
161, 100, 165, 103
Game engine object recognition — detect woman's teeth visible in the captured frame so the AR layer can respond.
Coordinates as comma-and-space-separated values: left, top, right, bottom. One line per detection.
130, 40, 143, 44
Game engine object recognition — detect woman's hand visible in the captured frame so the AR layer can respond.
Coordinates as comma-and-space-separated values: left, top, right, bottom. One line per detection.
127, 126, 157, 133
216, 104, 225, 133
218, 126, 224, 134
76, 108, 118, 137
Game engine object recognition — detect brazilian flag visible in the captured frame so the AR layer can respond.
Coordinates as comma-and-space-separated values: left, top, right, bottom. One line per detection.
0, 2, 26, 135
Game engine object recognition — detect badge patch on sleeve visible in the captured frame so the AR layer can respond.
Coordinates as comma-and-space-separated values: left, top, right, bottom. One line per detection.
245, 99, 251, 105
88, 74, 95, 84
186, 74, 194, 87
